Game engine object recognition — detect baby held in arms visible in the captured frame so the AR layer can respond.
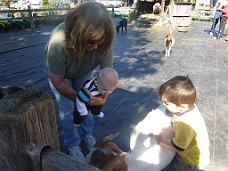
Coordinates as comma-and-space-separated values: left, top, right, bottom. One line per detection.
73, 67, 119, 125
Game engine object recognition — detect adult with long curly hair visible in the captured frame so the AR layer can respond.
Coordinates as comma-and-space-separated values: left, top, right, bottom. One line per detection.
44, 2, 114, 161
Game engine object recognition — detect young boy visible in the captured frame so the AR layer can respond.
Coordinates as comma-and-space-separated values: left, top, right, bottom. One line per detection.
73, 67, 119, 125
149, 76, 210, 171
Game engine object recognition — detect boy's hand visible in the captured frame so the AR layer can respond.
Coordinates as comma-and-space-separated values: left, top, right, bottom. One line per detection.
88, 93, 109, 106
149, 133, 162, 143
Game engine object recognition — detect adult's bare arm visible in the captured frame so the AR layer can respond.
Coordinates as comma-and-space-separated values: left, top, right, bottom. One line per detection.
49, 71, 77, 102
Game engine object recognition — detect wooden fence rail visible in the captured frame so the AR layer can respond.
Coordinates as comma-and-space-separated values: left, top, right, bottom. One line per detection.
0, 6, 70, 28
0, 5, 116, 29
41, 148, 101, 171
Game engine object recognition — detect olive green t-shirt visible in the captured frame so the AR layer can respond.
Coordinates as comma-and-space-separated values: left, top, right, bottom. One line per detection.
44, 22, 113, 78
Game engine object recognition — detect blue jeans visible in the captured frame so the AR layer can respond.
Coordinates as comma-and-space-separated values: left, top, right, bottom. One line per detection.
210, 11, 222, 36
44, 69, 94, 147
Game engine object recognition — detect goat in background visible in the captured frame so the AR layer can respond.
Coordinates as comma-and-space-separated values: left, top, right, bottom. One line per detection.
165, 31, 175, 57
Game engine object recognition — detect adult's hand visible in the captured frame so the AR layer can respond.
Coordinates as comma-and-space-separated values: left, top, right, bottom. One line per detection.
49, 71, 77, 102
88, 93, 109, 106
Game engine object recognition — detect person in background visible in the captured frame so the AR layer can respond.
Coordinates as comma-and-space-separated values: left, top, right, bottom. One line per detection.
43, 2, 114, 161
217, 3, 228, 39
149, 76, 210, 171
209, 0, 228, 36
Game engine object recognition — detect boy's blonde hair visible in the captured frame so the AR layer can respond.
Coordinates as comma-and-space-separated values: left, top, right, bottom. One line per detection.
158, 76, 196, 108
64, 2, 114, 58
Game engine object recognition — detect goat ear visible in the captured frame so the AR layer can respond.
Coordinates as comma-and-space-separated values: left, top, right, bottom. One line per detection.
101, 149, 117, 156
103, 132, 120, 142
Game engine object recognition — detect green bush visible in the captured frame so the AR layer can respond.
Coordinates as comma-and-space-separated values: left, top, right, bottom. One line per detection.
16, 20, 24, 29
7, 12, 14, 18
34, 19, 41, 27
18, 20, 30, 28
22, 8, 29, 17
10, 21, 19, 29
42, 0, 49, 5
0, 21, 10, 31
0, 17, 66, 32
3, 21, 10, 28
0, 22, 5, 28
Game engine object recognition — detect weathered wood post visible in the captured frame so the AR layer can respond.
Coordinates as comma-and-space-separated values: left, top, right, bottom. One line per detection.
112, 5, 114, 18
28, 5, 34, 29
0, 87, 59, 171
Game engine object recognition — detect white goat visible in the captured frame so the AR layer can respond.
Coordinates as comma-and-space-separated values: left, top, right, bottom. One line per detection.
85, 104, 176, 171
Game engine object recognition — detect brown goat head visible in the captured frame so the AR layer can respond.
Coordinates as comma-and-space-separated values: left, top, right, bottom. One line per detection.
94, 133, 125, 155
86, 133, 128, 171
